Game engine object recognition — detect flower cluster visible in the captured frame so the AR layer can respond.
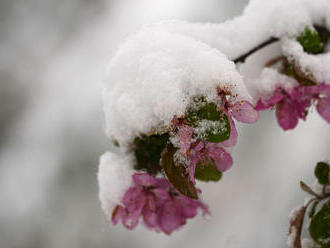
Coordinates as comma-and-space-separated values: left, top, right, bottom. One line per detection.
176, 99, 258, 180
98, 4, 330, 236
112, 173, 208, 234
256, 82, 330, 130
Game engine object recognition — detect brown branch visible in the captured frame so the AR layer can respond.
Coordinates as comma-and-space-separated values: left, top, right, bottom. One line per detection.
289, 199, 315, 248
233, 25, 330, 64
233, 37, 279, 64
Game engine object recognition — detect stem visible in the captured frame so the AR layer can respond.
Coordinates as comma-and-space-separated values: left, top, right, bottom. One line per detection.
289, 198, 315, 248
233, 25, 330, 64
233, 37, 279, 64
289, 182, 330, 248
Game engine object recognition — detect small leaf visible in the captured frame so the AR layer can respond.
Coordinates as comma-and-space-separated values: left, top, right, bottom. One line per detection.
300, 181, 320, 198
283, 59, 318, 86
133, 133, 169, 175
315, 162, 330, 185
195, 161, 222, 182
195, 117, 230, 143
297, 27, 325, 54
186, 97, 231, 142
112, 139, 120, 147
186, 97, 220, 124
292, 62, 318, 86
309, 201, 330, 247
161, 143, 198, 199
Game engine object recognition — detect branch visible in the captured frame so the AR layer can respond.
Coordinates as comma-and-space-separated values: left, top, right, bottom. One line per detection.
233, 26, 330, 64
233, 37, 279, 64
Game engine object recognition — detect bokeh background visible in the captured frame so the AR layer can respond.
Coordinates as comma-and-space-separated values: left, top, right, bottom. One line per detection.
1, 0, 329, 247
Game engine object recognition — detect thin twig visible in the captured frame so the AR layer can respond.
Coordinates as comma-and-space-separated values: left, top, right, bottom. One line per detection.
233, 37, 279, 64
233, 26, 330, 64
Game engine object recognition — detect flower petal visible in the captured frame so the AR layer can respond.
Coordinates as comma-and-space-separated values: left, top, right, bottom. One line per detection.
133, 173, 158, 186
111, 206, 126, 225
178, 125, 194, 155
232, 101, 259, 123
221, 116, 237, 147
276, 100, 299, 130
255, 90, 284, 110
206, 144, 233, 172
157, 201, 184, 235
317, 97, 330, 123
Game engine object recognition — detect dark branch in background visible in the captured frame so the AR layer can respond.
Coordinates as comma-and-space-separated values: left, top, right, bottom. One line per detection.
233, 25, 330, 64
314, 25, 329, 36
233, 37, 279, 64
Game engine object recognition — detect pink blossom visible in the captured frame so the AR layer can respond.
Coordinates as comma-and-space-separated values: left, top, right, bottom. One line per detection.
187, 140, 233, 182
256, 83, 330, 130
217, 89, 259, 146
177, 125, 233, 182
111, 173, 208, 234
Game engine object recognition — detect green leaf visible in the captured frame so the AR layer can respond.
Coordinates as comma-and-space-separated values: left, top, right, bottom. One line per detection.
195, 161, 222, 182
195, 116, 230, 143
297, 27, 325, 54
161, 143, 198, 199
112, 139, 120, 147
315, 162, 330, 185
133, 133, 169, 175
283, 58, 318, 86
186, 96, 231, 143
309, 201, 330, 247
186, 97, 220, 123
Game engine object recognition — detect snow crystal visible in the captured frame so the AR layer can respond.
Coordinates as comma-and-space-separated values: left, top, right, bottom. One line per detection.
103, 29, 248, 146
194, 120, 228, 140
97, 151, 134, 218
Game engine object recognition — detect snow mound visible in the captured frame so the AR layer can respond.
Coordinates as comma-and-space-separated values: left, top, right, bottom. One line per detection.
98, 151, 134, 216
103, 29, 249, 146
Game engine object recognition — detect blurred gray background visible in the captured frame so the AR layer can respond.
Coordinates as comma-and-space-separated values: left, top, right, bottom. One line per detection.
1, 0, 329, 247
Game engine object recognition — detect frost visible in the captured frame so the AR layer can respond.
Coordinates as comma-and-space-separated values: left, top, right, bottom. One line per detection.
194, 120, 229, 140
97, 151, 134, 218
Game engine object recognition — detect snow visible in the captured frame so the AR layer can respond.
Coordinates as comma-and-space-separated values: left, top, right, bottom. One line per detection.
301, 238, 315, 248
103, 0, 330, 147
100, 0, 330, 235
238, 42, 298, 103
103, 29, 249, 147
149, 0, 330, 59
194, 120, 228, 140
282, 38, 330, 84
287, 226, 296, 248
98, 151, 134, 217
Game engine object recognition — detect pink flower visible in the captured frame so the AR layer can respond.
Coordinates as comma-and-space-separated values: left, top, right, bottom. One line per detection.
256, 83, 330, 130
177, 125, 233, 182
188, 141, 233, 182
111, 173, 208, 234
217, 89, 259, 146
